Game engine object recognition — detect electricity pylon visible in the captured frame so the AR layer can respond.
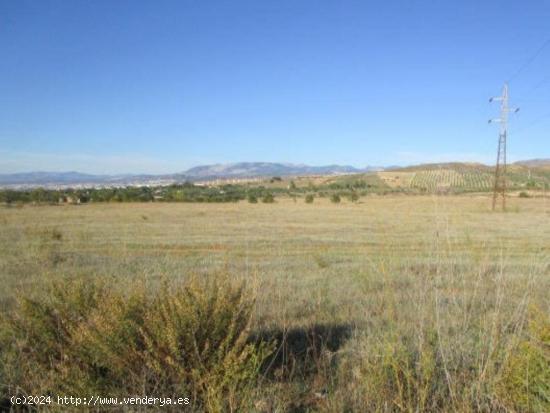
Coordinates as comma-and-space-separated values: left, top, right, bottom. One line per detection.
489, 83, 519, 211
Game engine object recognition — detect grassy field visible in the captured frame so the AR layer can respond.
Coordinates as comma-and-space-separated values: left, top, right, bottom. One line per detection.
1, 195, 549, 411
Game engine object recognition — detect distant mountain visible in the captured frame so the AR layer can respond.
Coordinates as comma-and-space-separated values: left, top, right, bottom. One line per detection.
0, 171, 174, 188
183, 162, 380, 179
0, 171, 109, 185
0, 163, 382, 188
513, 159, 550, 168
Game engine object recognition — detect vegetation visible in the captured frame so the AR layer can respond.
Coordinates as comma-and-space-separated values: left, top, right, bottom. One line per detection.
305, 194, 315, 204
1, 164, 549, 205
330, 194, 341, 203
0, 196, 548, 411
1, 276, 273, 412
261, 192, 275, 203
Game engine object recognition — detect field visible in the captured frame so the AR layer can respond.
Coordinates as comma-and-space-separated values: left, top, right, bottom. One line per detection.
376, 164, 550, 193
1, 195, 549, 411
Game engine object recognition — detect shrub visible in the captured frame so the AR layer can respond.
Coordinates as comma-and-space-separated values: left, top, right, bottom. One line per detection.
518, 191, 530, 198
248, 194, 258, 203
349, 192, 359, 203
0, 276, 274, 412
330, 194, 341, 204
495, 307, 550, 412
261, 193, 275, 203
305, 194, 314, 204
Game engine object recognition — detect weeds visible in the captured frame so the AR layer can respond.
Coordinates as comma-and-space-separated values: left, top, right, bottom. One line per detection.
0, 276, 274, 412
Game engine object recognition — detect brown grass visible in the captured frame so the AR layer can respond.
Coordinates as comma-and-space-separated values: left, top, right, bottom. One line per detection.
1, 195, 548, 411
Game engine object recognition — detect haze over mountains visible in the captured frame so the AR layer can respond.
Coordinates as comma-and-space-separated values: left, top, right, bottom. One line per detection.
0, 160, 548, 188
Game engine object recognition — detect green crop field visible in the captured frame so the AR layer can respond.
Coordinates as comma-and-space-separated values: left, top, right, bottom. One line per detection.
375, 163, 550, 193
408, 169, 494, 191
1, 196, 549, 412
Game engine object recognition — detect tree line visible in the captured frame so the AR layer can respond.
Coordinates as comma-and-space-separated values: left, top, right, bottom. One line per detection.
0, 183, 287, 204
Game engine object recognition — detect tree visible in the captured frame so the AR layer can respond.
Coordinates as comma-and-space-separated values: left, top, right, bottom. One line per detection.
305, 194, 314, 204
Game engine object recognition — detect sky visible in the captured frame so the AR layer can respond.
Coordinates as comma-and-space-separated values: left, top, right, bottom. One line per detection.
1, 0, 549, 174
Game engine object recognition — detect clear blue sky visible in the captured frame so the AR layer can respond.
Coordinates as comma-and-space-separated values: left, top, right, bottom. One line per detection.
1, 0, 549, 173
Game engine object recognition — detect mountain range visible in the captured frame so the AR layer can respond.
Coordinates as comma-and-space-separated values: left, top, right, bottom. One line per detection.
0, 160, 548, 188
0, 162, 383, 188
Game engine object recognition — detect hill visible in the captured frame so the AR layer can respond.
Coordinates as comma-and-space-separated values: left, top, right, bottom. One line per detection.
375, 162, 549, 192
513, 159, 550, 169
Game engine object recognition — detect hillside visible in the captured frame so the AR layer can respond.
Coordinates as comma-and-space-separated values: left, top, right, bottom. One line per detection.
513, 158, 550, 169
376, 162, 550, 192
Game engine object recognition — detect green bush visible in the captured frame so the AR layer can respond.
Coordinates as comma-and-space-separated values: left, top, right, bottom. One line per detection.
0, 276, 273, 412
519, 191, 530, 198
495, 307, 550, 412
248, 194, 258, 203
261, 193, 275, 203
305, 194, 314, 204
349, 192, 359, 203
330, 194, 341, 204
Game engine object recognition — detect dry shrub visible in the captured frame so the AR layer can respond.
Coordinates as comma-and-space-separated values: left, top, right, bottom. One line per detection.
1, 275, 273, 412
495, 306, 550, 412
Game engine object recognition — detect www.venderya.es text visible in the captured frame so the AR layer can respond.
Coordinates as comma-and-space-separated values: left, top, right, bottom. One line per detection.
10, 395, 190, 407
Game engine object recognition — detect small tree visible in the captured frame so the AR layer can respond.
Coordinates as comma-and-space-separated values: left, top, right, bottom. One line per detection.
349, 192, 359, 203
261, 193, 275, 203
247, 194, 258, 203
305, 194, 314, 204
330, 194, 341, 204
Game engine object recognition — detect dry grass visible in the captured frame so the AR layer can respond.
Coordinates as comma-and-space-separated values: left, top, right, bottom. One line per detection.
377, 171, 416, 188
1, 195, 549, 411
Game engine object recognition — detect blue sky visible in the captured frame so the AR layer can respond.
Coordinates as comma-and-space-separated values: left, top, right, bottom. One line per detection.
1, 0, 549, 174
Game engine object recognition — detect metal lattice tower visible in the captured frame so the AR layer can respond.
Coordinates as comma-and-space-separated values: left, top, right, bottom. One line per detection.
489, 83, 519, 211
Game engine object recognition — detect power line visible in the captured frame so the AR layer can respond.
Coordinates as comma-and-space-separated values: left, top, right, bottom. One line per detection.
523, 75, 550, 96
507, 37, 550, 84
513, 110, 550, 135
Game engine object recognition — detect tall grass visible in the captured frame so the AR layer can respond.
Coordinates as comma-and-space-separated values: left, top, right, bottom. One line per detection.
322, 260, 549, 412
